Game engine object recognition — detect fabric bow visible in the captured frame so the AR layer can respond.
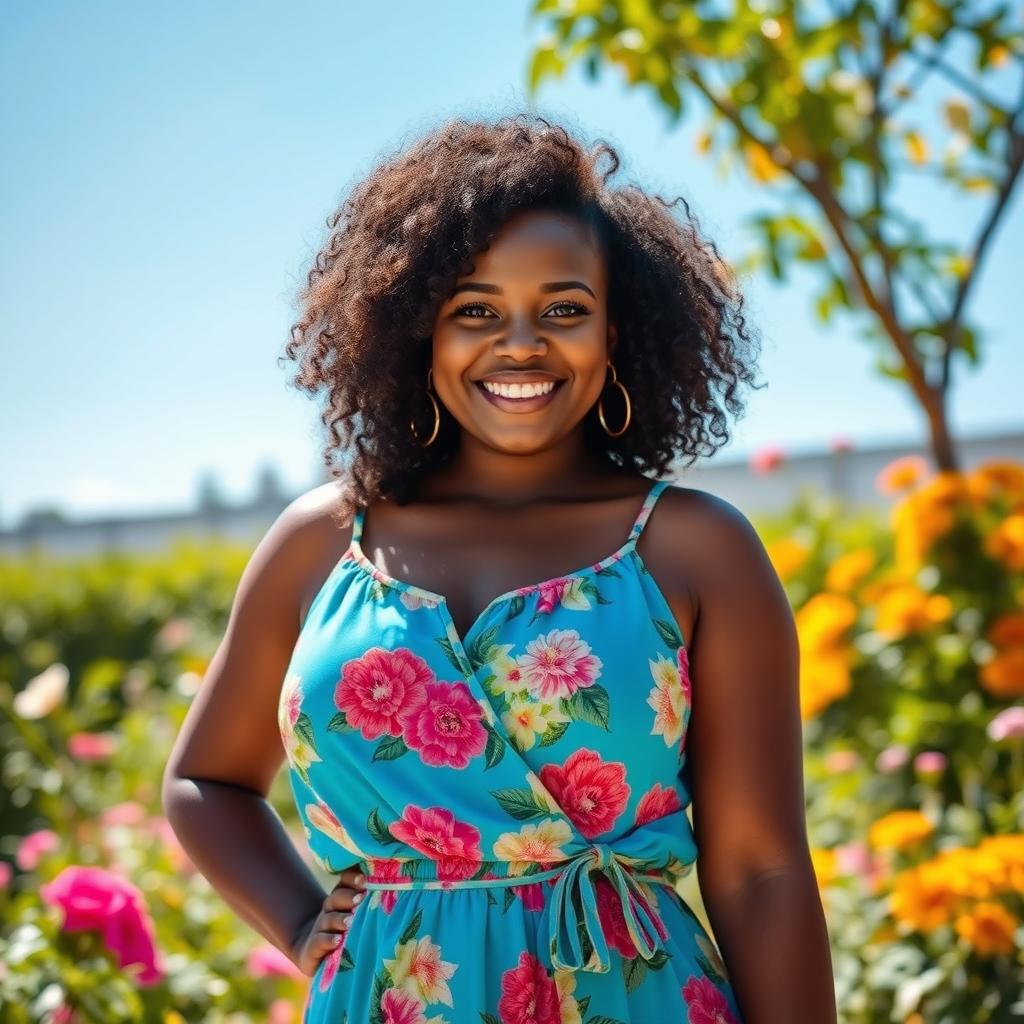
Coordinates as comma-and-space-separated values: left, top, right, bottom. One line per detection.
546, 843, 669, 973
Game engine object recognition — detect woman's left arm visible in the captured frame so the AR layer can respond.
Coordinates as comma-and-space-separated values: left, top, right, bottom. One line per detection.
680, 491, 837, 1024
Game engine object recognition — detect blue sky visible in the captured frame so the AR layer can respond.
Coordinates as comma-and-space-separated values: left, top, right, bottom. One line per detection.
1, 1, 1019, 525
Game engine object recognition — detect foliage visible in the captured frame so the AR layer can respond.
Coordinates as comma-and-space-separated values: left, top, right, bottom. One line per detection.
526, 0, 1024, 470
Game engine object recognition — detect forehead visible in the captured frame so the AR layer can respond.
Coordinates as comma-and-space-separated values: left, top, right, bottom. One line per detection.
461, 209, 606, 282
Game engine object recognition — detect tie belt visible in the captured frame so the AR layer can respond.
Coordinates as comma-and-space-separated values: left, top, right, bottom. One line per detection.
361, 843, 672, 974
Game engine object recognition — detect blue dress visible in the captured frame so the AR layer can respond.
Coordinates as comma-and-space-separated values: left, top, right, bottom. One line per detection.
278, 477, 746, 1023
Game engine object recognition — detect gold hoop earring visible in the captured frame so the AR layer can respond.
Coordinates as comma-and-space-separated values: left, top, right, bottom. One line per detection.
409, 367, 440, 447
598, 359, 631, 437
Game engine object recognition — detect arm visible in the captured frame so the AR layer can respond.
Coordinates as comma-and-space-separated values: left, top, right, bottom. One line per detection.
683, 493, 837, 1024
160, 488, 347, 966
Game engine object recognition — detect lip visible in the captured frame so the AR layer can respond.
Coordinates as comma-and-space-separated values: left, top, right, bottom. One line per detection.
473, 377, 567, 413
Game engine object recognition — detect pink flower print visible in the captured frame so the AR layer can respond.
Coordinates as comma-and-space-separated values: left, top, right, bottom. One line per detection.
678, 645, 692, 756
511, 881, 546, 911
634, 782, 682, 826
335, 647, 431, 741
518, 628, 603, 701
594, 874, 640, 958
318, 937, 345, 992
380, 986, 428, 1024
498, 951, 561, 1024
537, 748, 630, 839
367, 857, 403, 914
388, 805, 482, 882
534, 577, 574, 614
681, 975, 742, 1023
403, 680, 488, 768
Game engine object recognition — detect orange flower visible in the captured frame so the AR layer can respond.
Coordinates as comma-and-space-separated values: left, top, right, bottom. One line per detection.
954, 901, 1018, 957
798, 650, 851, 720
868, 810, 934, 852
978, 647, 1024, 699
824, 548, 876, 593
765, 537, 810, 581
874, 583, 953, 638
987, 612, 1024, 647
984, 513, 1024, 571
890, 861, 960, 932
876, 455, 928, 495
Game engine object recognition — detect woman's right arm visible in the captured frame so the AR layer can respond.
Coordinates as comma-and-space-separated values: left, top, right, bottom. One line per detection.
160, 490, 351, 970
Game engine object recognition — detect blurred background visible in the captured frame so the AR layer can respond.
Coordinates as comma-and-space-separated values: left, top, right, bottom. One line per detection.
1, 2, 1022, 1021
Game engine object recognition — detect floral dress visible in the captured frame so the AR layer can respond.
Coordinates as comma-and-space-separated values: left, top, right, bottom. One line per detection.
278, 477, 746, 1023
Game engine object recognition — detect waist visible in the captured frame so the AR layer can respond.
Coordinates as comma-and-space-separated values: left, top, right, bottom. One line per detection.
358, 843, 678, 975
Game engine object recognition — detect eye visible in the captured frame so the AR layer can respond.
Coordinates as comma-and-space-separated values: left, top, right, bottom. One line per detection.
452, 300, 591, 319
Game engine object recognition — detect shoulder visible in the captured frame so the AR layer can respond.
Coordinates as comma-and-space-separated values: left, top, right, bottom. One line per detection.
651, 482, 777, 609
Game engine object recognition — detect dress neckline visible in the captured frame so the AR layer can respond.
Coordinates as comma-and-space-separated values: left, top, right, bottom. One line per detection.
346, 478, 670, 643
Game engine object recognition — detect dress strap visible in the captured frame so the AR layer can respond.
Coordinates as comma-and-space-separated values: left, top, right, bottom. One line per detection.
626, 479, 671, 547
350, 505, 366, 546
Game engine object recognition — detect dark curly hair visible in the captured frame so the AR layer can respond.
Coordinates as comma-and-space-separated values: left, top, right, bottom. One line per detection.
280, 112, 764, 521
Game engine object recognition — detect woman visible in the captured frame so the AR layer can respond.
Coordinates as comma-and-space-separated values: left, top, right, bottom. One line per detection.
163, 113, 836, 1023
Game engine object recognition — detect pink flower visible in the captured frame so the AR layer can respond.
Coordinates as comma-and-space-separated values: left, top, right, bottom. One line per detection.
247, 942, 304, 980
335, 647, 431, 741
402, 680, 488, 768
989, 706, 1024, 742
519, 628, 603, 701
538, 748, 630, 839
510, 881, 545, 911
367, 857, 403, 914
100, 802, 148, 828
634, 782, 682, 826
681, 974, 741, 1023
318, 938, 345, 993
594, 875, 641, 958
40, 865, 164, 986
388, 805, 482, 882
380, 986, 427, 1024
67, 731, 117, 761
16, 829, 59, 870
497, 951, 561, 1024
750, 446, 785, 475
875, 744, 909, 774
913, 750, 947, 778
533, 578, 575, 615
268, 998, 296, 1024
677, 646, 692, 755
0, 860, 12, 889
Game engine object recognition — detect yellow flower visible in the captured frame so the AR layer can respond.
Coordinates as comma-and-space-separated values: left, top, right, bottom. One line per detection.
492, 819, 574, 874
484, 643, 530, 700
553, 968, 583, 1024
796, 593, 858, 651
825, 548, 876, 593
868, 810, 934, 852
970, 461, 1024, 502
985, 513, 1024, 572
501, 696, 568, 752
765, 537, 809, 581
874, 583, 953, 638
382, 934, 458, 1006
810, 847, 838, 889
954, 901, 1018, 957
799, 649, 851, 720
646, 653, 686, 746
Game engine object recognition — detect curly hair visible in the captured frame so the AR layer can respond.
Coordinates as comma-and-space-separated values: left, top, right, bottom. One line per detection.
280, 112, 764, 522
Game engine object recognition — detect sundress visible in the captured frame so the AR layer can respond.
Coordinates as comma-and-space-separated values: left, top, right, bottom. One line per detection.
278, 477, 746, 1023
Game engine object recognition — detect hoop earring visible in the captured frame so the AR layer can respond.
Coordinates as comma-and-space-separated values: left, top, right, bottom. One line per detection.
409, 367, 440, 447
597, 359, 631, 437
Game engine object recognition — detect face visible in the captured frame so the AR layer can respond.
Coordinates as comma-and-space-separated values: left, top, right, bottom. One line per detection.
429, 208, 618, 455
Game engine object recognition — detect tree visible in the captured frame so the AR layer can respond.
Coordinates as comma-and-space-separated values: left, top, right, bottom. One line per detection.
527, 0, 1024, 470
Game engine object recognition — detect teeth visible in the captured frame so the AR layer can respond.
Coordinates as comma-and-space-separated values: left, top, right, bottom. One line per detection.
482, 379, 558, 399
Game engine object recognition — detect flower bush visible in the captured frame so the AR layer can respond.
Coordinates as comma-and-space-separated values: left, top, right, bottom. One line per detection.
1, 460, 1021, 1021
762, 458, 1024, 1022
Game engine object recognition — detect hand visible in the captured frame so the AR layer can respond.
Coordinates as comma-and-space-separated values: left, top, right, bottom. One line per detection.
291, 866, 367, 977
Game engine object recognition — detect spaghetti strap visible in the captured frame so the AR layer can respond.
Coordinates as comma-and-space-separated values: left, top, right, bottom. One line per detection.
626, 478, 671, 547
350, 505, 365, 546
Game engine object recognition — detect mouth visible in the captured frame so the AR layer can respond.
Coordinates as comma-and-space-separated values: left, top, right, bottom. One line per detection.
472, 376, 568, 413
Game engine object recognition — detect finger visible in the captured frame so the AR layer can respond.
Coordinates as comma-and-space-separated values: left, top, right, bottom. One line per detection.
323, 887, 366, 912
333, 867, 366, 891
319, 909, 355, 931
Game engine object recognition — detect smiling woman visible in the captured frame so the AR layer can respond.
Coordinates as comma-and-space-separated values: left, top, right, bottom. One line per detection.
162, 112, 831, 1024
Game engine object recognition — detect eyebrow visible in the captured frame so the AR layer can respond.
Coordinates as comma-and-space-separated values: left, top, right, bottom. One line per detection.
449, 280, 596, 300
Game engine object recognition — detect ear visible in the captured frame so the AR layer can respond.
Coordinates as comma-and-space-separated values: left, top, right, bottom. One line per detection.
607, 322, 619, 360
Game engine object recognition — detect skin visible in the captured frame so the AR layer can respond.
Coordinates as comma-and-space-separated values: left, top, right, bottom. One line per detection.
163, 209, 836, 1020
